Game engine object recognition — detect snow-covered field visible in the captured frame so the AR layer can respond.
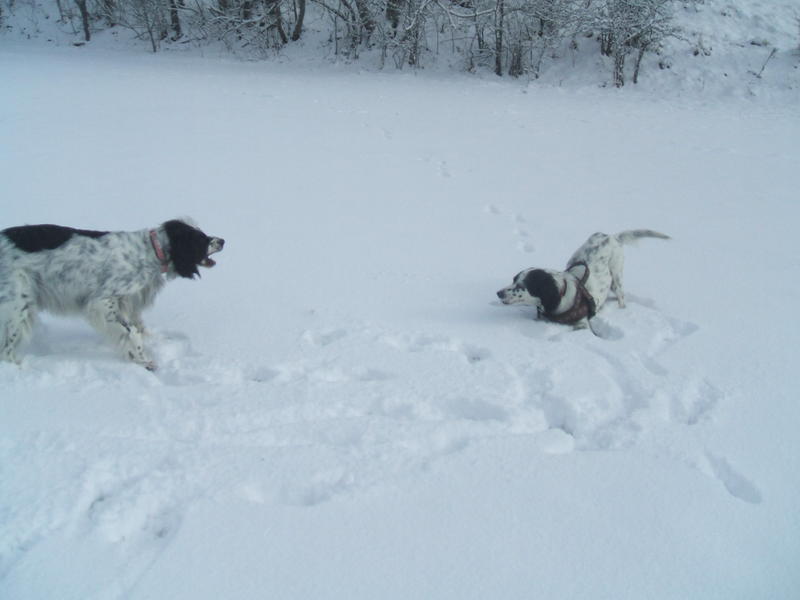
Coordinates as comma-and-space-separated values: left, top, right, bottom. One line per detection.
2, 8, 800, 598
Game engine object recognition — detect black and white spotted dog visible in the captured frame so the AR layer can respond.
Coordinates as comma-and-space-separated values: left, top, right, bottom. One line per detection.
497, 230, 669, 330
0, 219, 224, 370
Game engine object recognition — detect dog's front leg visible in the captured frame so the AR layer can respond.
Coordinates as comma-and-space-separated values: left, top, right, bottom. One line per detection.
128, 310, 148, 338
572, 317, 590, 330
118, 298, 148, 337
87, 298, 156, 370
0, 272, 36, 365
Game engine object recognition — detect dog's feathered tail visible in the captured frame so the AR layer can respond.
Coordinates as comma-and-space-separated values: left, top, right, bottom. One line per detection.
615, 230, 670, 245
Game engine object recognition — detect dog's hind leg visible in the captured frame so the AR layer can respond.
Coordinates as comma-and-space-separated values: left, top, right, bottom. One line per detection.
611, 271, 626, 308
609, 254, 626, 308
0, 272, 36, 364
87, 297, 155, 370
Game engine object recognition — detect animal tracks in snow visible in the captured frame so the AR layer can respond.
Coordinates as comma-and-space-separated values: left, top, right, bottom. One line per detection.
492, 300, 749, 494
84, 464, 184, 544
378, 331, 492, 364
0, 306, 748, 574
704, 452, 763, 505
485, 204, 536, 254
0, 316, 759, 595
301, 328, 348, 348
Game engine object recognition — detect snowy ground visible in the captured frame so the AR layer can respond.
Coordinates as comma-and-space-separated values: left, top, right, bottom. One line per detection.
2, 18, 800, 600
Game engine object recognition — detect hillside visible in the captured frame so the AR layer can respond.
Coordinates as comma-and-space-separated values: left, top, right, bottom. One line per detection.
2, 0, 798, 96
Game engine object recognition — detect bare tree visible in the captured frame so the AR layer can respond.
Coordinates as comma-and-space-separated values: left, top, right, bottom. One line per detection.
494, 0, 504, 75
291, 0, 305, 40
9, 0, 684, 85
169, 0, 184, 39
74, 0, 90, 41
595, 0, 675, 87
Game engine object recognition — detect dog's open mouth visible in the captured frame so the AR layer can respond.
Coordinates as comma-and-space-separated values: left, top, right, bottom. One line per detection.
201, 238, 224, 268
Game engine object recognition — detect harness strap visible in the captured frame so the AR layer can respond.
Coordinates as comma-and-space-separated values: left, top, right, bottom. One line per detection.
149, 230, 169, 273
546, 262, 596, 325
567, 261, 590, 285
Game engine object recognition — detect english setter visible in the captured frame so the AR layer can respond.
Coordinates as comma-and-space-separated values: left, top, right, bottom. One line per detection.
497, 230, 669, 330
0, 219, 224, 370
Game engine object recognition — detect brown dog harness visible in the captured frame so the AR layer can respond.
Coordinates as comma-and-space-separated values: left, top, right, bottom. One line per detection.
545, 262, 596, 325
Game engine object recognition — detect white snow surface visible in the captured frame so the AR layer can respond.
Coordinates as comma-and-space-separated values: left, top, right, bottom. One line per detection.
2, 5, 800, 599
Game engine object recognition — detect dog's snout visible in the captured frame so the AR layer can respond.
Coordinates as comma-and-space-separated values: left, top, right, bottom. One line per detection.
497, 290, 506, 300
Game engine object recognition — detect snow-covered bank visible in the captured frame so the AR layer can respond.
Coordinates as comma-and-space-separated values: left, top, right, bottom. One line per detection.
1, 38, 799, 600
2, 0, 799, 98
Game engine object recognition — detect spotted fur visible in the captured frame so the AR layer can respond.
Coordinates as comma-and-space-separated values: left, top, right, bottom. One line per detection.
496, 230, 669, 328
0, 219, 224, 369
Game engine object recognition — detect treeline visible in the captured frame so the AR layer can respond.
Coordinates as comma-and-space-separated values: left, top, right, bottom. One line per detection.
8, 0, 684, 86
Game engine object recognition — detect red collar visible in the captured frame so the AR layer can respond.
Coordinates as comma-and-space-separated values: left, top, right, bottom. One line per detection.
149, 230, 169, 273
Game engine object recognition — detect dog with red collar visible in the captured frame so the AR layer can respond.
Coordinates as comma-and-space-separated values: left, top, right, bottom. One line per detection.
0, 218, 224, 370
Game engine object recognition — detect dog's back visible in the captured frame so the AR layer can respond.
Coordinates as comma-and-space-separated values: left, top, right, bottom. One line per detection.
568, 230, 670, 310
568, 230, 670, 270
1, 227, 161, 315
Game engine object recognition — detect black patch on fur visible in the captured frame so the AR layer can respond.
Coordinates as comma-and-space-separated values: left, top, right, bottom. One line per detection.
523, 270, 561, 314
2, 224, 108, 253
163, 220, 211, 279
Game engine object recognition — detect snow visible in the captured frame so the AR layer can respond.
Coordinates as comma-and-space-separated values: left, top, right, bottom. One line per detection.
2, 3, 800, 599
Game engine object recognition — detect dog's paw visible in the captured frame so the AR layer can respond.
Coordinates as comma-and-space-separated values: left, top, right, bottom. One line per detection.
131, 356, 157, 371
0, 351, 22, 366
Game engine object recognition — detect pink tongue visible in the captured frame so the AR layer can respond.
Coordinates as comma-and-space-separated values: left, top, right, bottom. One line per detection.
202, 258, 216, 267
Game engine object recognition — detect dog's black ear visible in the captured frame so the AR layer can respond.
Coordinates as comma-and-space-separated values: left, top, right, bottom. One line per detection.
523, 270, 560, 314
163, 220, 208, 279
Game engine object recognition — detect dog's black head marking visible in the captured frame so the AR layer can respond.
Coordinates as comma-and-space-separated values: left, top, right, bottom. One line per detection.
523, 269, 561, 314
163, 219, 224, 279
2, 225, 108, 253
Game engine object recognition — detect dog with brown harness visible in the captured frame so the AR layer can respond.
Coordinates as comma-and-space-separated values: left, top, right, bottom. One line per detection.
496, 230, 670, 331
